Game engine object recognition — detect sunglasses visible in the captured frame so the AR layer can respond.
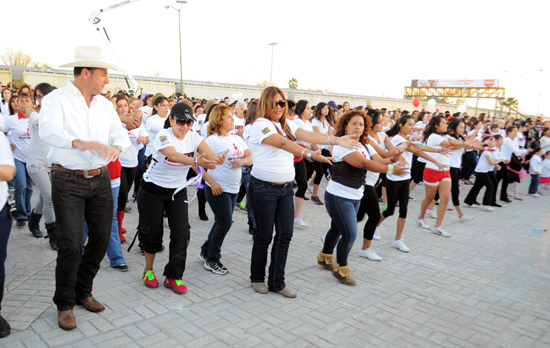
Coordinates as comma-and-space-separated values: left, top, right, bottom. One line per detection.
269, 99, 286, 109
175, 119, 193, 126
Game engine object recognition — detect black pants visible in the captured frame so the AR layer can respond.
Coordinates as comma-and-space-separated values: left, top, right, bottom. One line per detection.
137, 182, 189, 279
51, 170, 112, 311
411, 161, 426, 184
383, 179, 410, 219
294, 160, 307, 198
117, 166, 136, 211
307, 149, 331, 185
461, 151, 477, 180
464, 172, 495, 206
357, 185, 381, 240
495, 163, 509, 202
450, 167, 461, 206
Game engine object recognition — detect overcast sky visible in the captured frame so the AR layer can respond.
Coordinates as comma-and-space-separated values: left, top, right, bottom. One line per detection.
2, 0, 549, 115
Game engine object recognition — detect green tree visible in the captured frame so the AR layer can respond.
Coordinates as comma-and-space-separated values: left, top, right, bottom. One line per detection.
288, 78, 298, 89
501, 97, 519, 117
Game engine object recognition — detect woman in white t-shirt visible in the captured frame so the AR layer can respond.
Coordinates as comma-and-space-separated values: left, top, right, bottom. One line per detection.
292, 100, 315, 227
249, 87, 358, 298
317, 111, 402, 282
198, 105, 251, 275
115, 94, 149, 241
232, 101, 247, 137
138, 94, 154, 124
308, 102, 333, 205
375, 115, 445, 253
26, 83, 59, 249
0, 89, 11, 120
137, 103, 226, 295
0, 131, 15, 337
415, 116, 482, 237
2, 93, 34, 227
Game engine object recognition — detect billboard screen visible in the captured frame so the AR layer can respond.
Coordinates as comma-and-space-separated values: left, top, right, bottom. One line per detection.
411, 79, 499, 88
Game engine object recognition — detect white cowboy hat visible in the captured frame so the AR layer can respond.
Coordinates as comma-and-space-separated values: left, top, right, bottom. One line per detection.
59, 46, 120, 71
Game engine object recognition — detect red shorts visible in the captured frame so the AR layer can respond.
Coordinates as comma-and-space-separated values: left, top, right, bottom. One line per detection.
540, 177, 550, 184
423, 168, 451, 186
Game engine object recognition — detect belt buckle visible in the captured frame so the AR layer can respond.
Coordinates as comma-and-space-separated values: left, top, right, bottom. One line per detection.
83, 170, 93, 179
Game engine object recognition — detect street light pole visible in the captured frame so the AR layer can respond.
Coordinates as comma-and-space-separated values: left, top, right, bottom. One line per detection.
165, 0, 187, 96
268, 42, 279, 85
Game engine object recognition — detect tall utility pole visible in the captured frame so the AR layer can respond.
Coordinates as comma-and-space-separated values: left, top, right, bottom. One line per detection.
268, 42, 279, 85
165, 0, 187, 96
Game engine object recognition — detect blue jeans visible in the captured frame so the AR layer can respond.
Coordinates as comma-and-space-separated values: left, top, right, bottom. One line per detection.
201, 186, 237, 263
241, 166, 255, 227
0, 204, 13, 283
322, 191, 360, 267
249, 176, 294, 291
529, 174, 540, 194
83, 185, 126, 267
13, 159, 33, 221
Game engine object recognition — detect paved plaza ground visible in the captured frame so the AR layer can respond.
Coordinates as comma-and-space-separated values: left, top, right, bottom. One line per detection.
1, 179, 550, 348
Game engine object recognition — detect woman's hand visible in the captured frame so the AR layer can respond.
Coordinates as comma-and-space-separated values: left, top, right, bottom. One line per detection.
212, 149, 229, 165
392, 163, 406, 176
196, 153, 218, 170
311, 150, 333, 164
336, 135, 361, 150
210, 181, 224, 196
229, 159, 243, 170
136, 136, 149, 145
439, 147, 451, 155
434, 161, 446, 170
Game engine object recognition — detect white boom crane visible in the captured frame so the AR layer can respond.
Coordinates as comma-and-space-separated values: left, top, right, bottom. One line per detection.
89, 0, 141, 94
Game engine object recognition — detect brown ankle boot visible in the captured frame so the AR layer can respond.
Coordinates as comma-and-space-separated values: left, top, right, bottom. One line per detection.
332, 263, 357, 286
317, 252, 336, 271
58, 310, 76, 330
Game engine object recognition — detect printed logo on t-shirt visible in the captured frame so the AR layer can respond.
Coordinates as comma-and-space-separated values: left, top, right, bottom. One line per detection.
20, 128, 30, 139
198, 120, 203, 125
235, 125, 244, 131
163, 151, 194, 167
360, 150, 367, 158
128, 131, 136, 138
232, 143, 244, 157
262, 127, 270, 135
159, 135, 168, 145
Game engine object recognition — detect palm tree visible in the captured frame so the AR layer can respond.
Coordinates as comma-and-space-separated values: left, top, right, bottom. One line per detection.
501, 98, 519, 118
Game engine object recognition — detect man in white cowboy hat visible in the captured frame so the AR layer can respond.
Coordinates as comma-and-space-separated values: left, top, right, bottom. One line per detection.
39, 46, 130, 330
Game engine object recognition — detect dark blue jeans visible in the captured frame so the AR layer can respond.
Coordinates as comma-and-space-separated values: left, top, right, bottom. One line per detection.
0, 203, 13, 283
201, 186, 237, 263
13, 159, 33, 221
51, 170, 112, 311
241, 165, 255, 227
529, 174, 540, 194
322, 191, 360, 267
249, 176, 294, 291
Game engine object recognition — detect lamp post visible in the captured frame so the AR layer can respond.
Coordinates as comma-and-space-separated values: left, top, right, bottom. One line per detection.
267, 42, 279, 85
165, 0, 187, 96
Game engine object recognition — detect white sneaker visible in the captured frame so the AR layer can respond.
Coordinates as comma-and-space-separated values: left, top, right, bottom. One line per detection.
427, 209, 438, 219
373, 228, 380, 241
392, 240, 410, 252
294, 216, 307, 227
321, 233, 326, 243
463, 202, 479, 208
359, 248, 382, 261
307, 186, 314, 194
459, 214, 474, 223
430, 226, 450, 238
530, 193, 541, 198
479, 205, 494, 212
415, 217, 430, 229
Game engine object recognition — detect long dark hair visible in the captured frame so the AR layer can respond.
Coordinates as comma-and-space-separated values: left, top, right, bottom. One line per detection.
423, 115, 445, 140
245, 99, 259, 126
295, 99, 309, 119
314, 102, 328, 121
152, 96, 168, 115
447, 118, 465, 140
387, 115, 413, 137
366, 109, 381, 129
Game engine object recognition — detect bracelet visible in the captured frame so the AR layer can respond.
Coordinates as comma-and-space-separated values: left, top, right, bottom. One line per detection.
437, 148, 440, 153
306, 151, 314, 162
301, 148, 308, 158
390, 157, 396, 163
327, 135, 336, 146
194, 157, 198, 167
387, 164, 394, 176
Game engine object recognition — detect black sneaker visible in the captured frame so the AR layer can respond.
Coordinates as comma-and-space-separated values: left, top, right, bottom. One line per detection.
113, 264, 129, 272
204, 261, 228, 275
311, 196, 324, 205
199, 211, 209, 221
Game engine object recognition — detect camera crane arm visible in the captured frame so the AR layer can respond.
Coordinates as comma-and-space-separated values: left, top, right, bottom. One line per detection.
89, 0, 141, 94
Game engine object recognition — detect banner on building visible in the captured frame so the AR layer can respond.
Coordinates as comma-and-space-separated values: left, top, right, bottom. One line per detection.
411, 79, 499, 88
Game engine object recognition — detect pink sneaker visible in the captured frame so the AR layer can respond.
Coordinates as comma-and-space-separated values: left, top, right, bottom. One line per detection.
164, 277, 187, 295
141, 270, 158, 288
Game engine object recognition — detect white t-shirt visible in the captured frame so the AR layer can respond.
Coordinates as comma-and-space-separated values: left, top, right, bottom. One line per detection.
194, 113, 206, 133
205, 134, 248, 194
311, 118, 330, 149
139, 106, 153, 124
2, 114, 30, 162
448, 136, 464, 169
0, 132, 15, 210
475, 151, 493, 173
368, 132, 388, 151
292, 118, 312, 146
249, 118, 299, 183
387, 135, 411, 181
144, 115, 168, 157
232, 115, 245, 136
119, 123, 148, 167
425, 134, 449, 171
541, 158, 550, 178
143, 128, 203, 189
529, 154, 542, 175
364, 144, 381, 186
326, 145, 366, 200
243, 124, 252, 146
201, 121, 210, 139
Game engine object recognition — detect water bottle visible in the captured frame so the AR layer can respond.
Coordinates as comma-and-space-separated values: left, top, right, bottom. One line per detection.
533, 228, 547, 233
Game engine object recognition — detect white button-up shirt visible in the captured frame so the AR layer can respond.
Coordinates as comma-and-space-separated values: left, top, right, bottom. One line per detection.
39, 80, 130, 170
